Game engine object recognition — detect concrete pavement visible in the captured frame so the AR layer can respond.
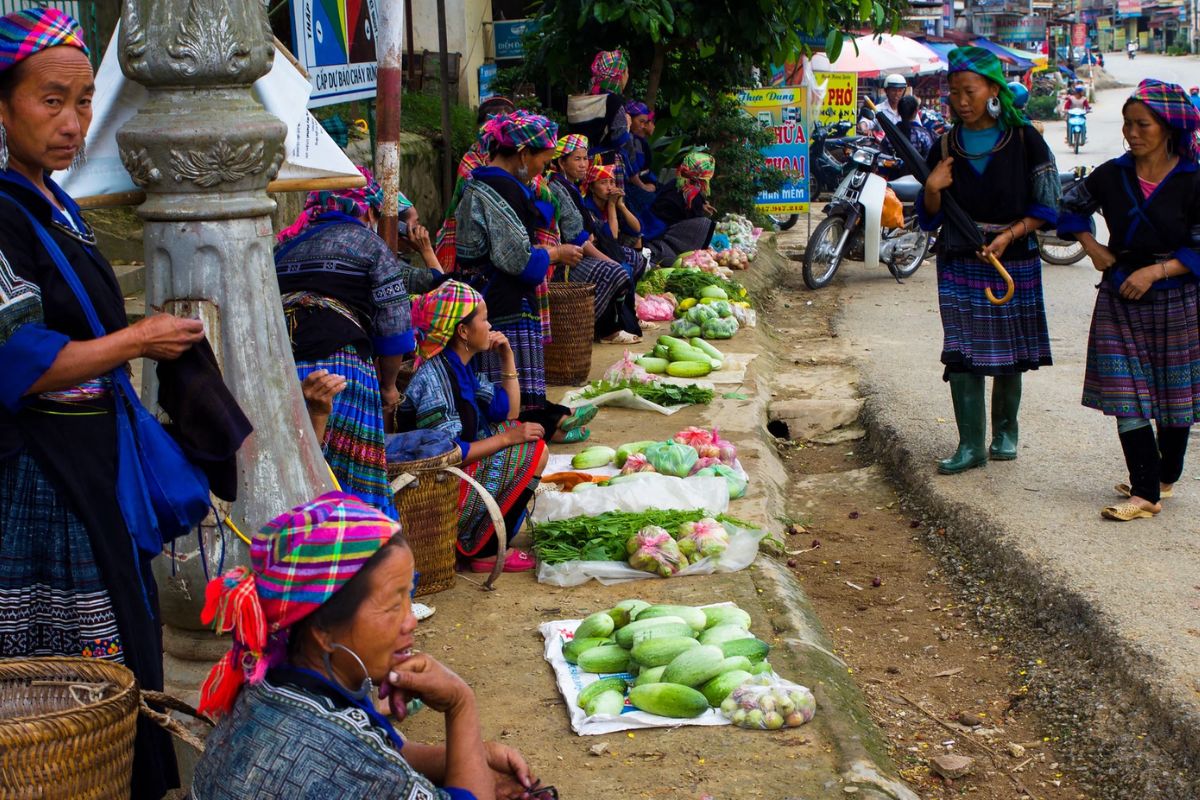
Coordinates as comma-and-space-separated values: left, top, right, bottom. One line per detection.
831, 54, 1200, 798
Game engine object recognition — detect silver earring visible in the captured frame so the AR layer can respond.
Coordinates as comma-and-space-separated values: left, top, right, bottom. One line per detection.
986, 96, 1001, 120
0, 122, 8, 172
70, 140, 86, 171
322, 642, 375, 701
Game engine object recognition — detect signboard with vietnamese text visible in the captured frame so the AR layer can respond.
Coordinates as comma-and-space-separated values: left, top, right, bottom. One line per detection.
996, 16, 1046, 42
814, 72, 858, 127
1118, 0, 1141, 18
494, 19, 537, 60
1072, 22, 1088, 46
738, 87, 809, 214
291, 0, 380, 108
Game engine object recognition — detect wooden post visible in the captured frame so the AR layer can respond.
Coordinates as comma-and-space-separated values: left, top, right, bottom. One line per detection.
375, 0, 406, 250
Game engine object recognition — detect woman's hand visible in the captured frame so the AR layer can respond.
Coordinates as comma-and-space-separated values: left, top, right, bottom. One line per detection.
386, 652, 474, 715
1120, 267, 1158, 301
980, 229, 1014, 260
555, 244, 584, 267
406, 222, 432, 252
702, 202, 716, 216
301, 370, 346, 418
487, 331, 512, 355
131, 314, 205, 361
1088, 244, 1117, 271
925, 157, 954, 194
485, 742, 539, 799
505, 422, 544, 445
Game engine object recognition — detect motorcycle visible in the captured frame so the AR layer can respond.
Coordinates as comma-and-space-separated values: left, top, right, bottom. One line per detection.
1037, 167, 1089, 265
802, 142, 933, 290
1066, 108, 1089, 154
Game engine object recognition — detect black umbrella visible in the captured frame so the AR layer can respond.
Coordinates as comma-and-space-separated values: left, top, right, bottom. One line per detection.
864, 98, 1013, 305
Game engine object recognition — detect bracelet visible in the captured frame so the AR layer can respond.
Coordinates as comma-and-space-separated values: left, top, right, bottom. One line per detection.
500, 371, 519, 379
1161, 261, 1169, 280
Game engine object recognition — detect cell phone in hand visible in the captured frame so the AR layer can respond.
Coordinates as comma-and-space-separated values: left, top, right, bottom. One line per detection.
396, 219, 410, 239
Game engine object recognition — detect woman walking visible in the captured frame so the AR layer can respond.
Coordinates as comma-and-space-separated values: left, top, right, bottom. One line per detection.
0, 9, 206, 795
1058, 80, 1200, 521
917, 46, 1061, 474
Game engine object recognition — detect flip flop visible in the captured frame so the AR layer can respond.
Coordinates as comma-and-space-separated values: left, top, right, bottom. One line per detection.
560, 404, 598, 432
559, 427, 590, 444
469, 548, 537, 573
1101, 502, 1159, 521
601, 330, 643, 345
412, 603, 436, 621
1114, 482, 1173, 499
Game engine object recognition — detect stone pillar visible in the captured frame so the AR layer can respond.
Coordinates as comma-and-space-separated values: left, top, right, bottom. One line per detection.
116, 0, 333, 651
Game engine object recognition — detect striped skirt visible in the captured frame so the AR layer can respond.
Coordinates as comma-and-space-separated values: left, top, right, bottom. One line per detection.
296, 346, 398, 519
1083, 282, 1200, 426
474, 299, 549, 411
0, 451, 124, 661
555, 257, 631, 328
936, 248, 1053, 376
457, 423, 546, 556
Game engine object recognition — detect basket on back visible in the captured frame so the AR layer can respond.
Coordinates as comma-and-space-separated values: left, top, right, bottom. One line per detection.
544, 280, 595, 386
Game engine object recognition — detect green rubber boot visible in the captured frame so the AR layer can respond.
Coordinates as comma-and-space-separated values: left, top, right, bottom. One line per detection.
938, 373, 989, 474
989, 374, 1022, 461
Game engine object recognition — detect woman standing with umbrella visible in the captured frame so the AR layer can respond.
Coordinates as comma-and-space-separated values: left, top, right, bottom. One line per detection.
1058, 80, 1200, 521
917, 46, 1061, 474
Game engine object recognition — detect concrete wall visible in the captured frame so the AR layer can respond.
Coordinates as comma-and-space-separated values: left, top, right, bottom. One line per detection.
411, 0, 492, 106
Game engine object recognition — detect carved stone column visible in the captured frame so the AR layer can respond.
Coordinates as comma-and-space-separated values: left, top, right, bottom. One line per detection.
117, 0, 333, 656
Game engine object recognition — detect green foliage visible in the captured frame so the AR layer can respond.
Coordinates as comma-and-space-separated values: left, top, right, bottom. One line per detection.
1167, 43, 1192, 56
398, 92, 480, 165
1025, 95, 1060, 122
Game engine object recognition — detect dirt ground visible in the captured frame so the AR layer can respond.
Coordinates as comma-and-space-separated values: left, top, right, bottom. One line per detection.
770, 271, 1091, 800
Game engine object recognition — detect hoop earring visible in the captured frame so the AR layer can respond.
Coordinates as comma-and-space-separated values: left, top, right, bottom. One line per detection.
322, 642, 375, 701
0, 122, 8, 172
985, 96, 1001, 120
70, 140, 86, 171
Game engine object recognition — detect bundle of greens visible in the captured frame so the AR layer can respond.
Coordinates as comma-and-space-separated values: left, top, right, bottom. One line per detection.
532, 509, 760, 565
577, 378, 715, 407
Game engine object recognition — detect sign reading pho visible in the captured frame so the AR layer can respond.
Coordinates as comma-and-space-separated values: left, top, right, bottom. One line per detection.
739, 87, 809, 214
814, 72, 857, 127
291, 0, 380, 107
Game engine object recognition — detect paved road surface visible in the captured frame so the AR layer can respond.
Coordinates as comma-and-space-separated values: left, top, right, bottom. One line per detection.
830, 53, 1200, 782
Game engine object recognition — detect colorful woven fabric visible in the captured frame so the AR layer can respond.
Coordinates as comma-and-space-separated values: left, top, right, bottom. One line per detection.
554, 134, 589, 160
458, 422, 545, 555
277, 166, 385, 244
473, 304, 550, 411
411, 280, 483, 361
482, 110, 558, 151
947, 46, 1028, 130
590, 49, 628, 95
625, 100, 653, 120
1128, 79, 1200, 161
198, 491, 397, 718
582, 160, 616, 196
676, 152, 716, 206
0, 8, 88, 73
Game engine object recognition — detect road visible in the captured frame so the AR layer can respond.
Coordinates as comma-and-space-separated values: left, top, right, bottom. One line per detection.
827, 53, 1200, 795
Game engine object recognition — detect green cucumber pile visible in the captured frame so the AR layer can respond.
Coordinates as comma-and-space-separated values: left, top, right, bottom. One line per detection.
637, 335, 726, 379
566, 600, 772, 719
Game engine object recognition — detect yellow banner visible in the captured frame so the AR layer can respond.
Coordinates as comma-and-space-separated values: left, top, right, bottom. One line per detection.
814, 72, 858, 127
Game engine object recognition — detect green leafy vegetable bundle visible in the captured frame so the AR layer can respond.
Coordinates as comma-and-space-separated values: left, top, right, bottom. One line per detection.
532, 509, 760, 565
577, 379, 715, 407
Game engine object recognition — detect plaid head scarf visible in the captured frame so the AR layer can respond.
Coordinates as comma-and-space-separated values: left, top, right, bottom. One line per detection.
277, 165, 385, 243
198, 492, 399, 718
590, 49, 628, 95
581, 160, 616, 196
0, 7, 88, 73
625, 100, 653, 121
1129, 79, 1200, 161
482, 110, 559, 152
947, 46, 1028, 130
676, 151, 716, 206
554, 133, 589, 160
411, 280, 483, 361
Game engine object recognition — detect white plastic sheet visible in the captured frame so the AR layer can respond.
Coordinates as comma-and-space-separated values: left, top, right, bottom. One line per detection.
531, 473, 728, 525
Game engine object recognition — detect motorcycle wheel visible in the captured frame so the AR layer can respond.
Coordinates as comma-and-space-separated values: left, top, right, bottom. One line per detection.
886, 225, 931, 279
1074, 139, 1080, 155
1038, 234, 1087, 265
803, 215, 847, 290
771, 214, 800, 231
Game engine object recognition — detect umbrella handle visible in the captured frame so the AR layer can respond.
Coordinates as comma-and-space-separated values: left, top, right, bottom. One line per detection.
983, 252, 1015, 306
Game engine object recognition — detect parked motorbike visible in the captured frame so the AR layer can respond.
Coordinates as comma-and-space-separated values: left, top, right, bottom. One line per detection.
1037, 167, 1089, 265
802, 142, 932, 289
1066, 108, 1089, 154
771, 119, 858, 231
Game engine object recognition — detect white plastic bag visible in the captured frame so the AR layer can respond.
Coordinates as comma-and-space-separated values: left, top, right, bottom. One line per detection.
530, 474, 728, 525
719, 673, 816, 730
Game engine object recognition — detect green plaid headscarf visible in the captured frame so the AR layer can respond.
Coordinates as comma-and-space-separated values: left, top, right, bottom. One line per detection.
947, 46, 1028, 130
590, 50, 628, 95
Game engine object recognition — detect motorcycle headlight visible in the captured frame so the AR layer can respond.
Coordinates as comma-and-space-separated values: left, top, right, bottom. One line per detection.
851, 149, 875, 166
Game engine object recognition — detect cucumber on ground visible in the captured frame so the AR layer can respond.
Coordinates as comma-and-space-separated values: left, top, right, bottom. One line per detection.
657, 335, 688, 350
577, 676, 629, 709
614, 615, 691, 649
629, 622, 695, 646
635, 605, 708, 632
717, 656, 754, 674
616, 599, 652, 621
577, 645, 631, 674
630, 636, 701, 668
666, 360, 712, 378
661, 645, 727, 687
689, 338, 727, 363
636, 356, 669, 374
719, 638, 770, 664
574, 612, 617, 641
701, 670, 752, 706
667, 344, 712, 363
628, 683, 710, 718
563, 637, 612, 664
634, 665, 667, 686
585, 689, 627, 717
698, 624, 755, 647
702, 605, 751, 630
749, 660, 773, 676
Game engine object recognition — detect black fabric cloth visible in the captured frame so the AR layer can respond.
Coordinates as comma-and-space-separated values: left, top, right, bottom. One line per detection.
1158, 424, 1191, 485
464, 169, 546, 324
652, 185, 708, 226
0, 178, 179, 798
1119, 424, 1162, 503
156, 337, 253, 501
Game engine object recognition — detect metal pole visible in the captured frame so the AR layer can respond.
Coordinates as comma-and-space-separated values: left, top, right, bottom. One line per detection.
376, 0, 406, 251
117, 0, 332, 645
436, 0, 454, 205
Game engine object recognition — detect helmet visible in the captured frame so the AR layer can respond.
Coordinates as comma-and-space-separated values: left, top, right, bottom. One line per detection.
1007, 81, 1029, 109
884, 74, 908, 89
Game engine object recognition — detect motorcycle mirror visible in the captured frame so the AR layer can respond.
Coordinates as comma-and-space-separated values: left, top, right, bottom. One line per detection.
860, 107, 876, 121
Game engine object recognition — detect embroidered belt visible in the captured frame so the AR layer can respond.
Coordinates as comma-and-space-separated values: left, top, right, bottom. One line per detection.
39, 377, 111, 404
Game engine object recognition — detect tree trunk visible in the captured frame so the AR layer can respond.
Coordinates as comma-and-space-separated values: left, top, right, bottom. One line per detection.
646, 41, 667, 109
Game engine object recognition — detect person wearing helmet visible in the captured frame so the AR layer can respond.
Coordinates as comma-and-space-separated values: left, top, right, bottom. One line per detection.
880, 73, 908, 125
1007, 80, 1044, 135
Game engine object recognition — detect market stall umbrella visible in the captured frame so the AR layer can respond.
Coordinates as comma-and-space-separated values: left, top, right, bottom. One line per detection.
870, 34, 946, 75
970, 37, 1036, 72
809, 39, 918, 78
865, 98, 1013, 305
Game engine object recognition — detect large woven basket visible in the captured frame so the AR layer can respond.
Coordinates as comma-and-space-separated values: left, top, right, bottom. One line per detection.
0, 657, 138, 799
545, 280, 595, 386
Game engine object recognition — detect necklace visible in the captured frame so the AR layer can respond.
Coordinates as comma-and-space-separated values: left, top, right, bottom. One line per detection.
948, 126, 1012, 160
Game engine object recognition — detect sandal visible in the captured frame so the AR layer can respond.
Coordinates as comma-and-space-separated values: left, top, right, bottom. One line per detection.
560, 404, 598, 432
469, 548, 537, 573
601, 330, 642, 345
1115, 482, 1173, 499
1101, 501, 1159, 521
558, 427, 591, 444
412, 603, 436, 621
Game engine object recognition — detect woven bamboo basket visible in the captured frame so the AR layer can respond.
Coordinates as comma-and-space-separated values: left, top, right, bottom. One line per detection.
545, 280, 595, 386
0, 657, 138, 800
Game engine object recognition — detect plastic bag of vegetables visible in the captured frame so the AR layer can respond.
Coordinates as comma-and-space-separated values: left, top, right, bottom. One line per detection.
719, 673, 816, 730
643, 441, 699, 478
670, 318, 702, 338
700, 317, 739, 340
685, 305, 720, 325
620, 453, 657, 476
676, 518, 731, 559
637, 294, 676, 321
695, 464, 747, 499
625, 525, 686, 577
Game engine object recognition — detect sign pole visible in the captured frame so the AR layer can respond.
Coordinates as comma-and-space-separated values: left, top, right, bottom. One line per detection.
375, 0, 405, 251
